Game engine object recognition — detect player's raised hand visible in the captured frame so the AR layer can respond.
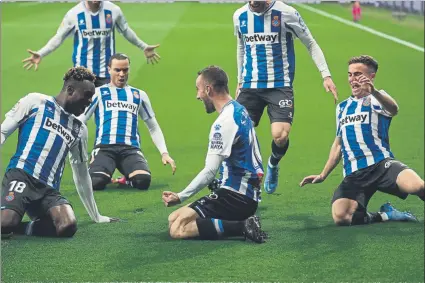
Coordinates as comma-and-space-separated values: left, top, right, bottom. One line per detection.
299, 174, 325, 187
22, 49, 42, 71
323, 76, 338, 104
144, 44, 161, 65
358, 74, 375, 94
162, 153, 176, 175
162, 191, 181, 207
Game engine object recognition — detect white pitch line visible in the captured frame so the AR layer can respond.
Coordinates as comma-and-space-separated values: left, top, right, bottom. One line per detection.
295, 3, 424, 53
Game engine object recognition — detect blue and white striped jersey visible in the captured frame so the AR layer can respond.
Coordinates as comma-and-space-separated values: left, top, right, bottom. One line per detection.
50, 1, 130, 78
336, 91, 395, 177
79, 84, 154, 149
5, 93, 88, 190
233, 1, 329, 89
208, 101, 264, 201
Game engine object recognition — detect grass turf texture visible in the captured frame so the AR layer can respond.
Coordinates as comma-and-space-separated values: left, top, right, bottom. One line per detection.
1, 2, 424, 282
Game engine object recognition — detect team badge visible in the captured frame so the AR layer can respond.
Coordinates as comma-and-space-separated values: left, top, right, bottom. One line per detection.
363, 97, 371, 106
133, 91, 140, 99
272, 16, 280, 27
106, 14, 112, 24
5, 192, 15, 202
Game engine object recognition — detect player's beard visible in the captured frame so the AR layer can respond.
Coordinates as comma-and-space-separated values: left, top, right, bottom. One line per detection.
203, 97, 216, 114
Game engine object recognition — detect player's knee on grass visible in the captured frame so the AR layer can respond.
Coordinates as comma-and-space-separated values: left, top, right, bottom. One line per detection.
332, 212, 353, 226
129, 174, 151, 190
1, 210, 22, 234
91, 174, 110, 191
56, 219, 77, 238
332, 199, 357, 226
168, 210, 179, 227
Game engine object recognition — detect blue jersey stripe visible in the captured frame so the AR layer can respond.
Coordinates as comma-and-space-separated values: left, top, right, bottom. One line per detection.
130, 88, 141, 147
116, 88, 128, 144
39, 112, 68, 190
285, 32, 295, 87
271, 10, 283, 87
77, 12, 88, 67
254, 14, 267, 88
239, 12, 252, 88
104, 10, 113, 79
72, 32, 79, 66
361, 104, 383, 164
100, 87, 112, 145
91, 14, 101, 76
24, 102, 55, 178
8, 114, 37, 170
345, 101, 368, 171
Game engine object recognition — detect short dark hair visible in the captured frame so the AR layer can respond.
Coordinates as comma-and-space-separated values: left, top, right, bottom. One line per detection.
63, 66, 96, 84
348, 55, 378, 73
108, 53, 131, 66
197, 65, 229, 94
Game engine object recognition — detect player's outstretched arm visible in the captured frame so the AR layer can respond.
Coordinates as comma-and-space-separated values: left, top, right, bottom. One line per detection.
115, 8, 160, 64
69, 126, 119, 223
144, 117, 176, 175
23, 12, 75, 71
162, 154, 225, 207
300, 137, 342, 187
283, 7, 338, 103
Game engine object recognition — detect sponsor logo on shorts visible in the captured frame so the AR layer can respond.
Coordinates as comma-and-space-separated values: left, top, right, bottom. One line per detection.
385, 160, 393, 168
339, 112, 370, 127
43, 117, 75, 146
279, 99, 293, 108
81, 29, 111, 39
244, 32, 279, 44
5, 192, 14, 202
105, 100, 138, 114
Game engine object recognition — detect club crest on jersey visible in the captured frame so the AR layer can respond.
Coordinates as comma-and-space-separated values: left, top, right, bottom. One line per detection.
43, 117, 76, 146
5, 192, 15, 202
363, 97, 371, 106
106, 14, 112, 24
133, 91, 140, 99
272, 16, 280, 27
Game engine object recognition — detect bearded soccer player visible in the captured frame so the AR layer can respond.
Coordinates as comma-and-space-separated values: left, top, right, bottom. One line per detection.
300, 55, 424, 225
162, 66, 267, 243
79, 53, 176, 191
1, 67, 117, 239
233, 1, 338, 193
22, 1, 160, 87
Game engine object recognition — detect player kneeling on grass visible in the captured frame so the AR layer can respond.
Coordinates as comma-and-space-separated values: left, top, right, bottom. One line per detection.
78, 53, 176, 191
1, 67, 117, 239
300, 55, 424, 226
162, 66, 267, 243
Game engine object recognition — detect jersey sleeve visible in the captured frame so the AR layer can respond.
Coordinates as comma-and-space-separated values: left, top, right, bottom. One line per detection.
138, 91, 156, 121
69, 124, 89, 164
371, 90, 394, 117
57, 11, 75, 39
207, 115, 239, 158
233, 11, 241, 37
5, 93, 41, 124
281, 6, 311, 39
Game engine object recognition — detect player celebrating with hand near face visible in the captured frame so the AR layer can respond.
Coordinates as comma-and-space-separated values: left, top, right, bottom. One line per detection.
23, 1, 161, 87
1, 67, 117, 239
233, 1, 338, 193
79, 53, 176, 191
300, 55, 424, 226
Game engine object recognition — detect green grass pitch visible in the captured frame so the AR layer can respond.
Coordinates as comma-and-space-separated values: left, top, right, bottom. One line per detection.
1, 2, 423, 282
